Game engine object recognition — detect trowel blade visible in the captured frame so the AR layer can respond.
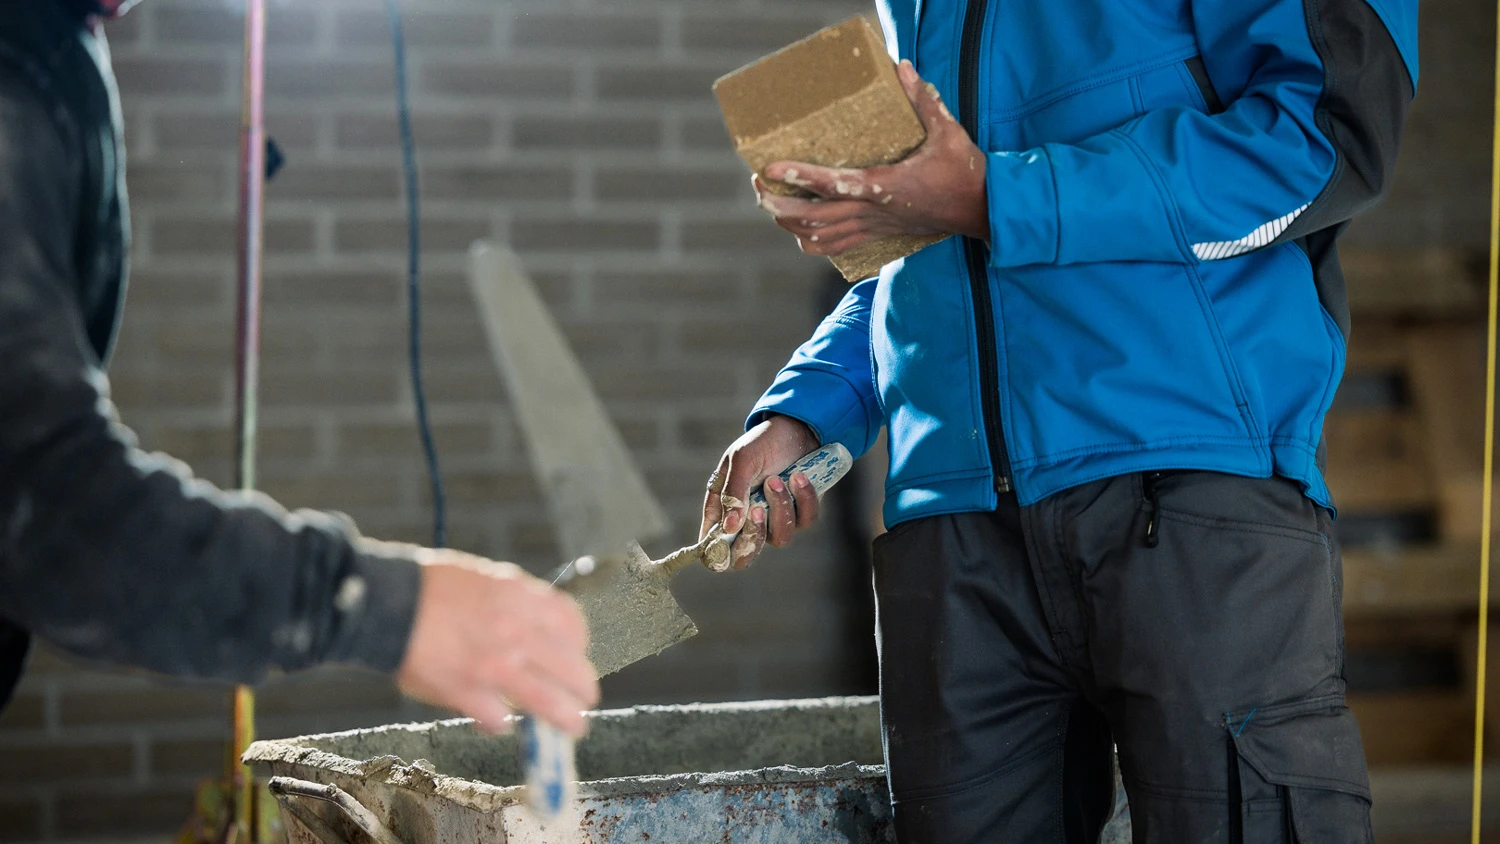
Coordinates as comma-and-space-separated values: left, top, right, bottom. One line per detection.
559, 542, 698, 678
468, 241, 670, 562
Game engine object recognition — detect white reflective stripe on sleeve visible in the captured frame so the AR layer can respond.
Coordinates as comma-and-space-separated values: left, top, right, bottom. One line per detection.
1191, 203, 1311, 261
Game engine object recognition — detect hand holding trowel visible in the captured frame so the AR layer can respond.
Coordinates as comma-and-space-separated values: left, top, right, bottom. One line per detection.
555, 441, 852, 677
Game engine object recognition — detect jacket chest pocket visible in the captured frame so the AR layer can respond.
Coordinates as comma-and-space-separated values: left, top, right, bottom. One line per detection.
1002, 56, 1216, 151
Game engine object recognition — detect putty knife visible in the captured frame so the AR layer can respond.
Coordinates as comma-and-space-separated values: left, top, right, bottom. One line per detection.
556, 442, 853, 678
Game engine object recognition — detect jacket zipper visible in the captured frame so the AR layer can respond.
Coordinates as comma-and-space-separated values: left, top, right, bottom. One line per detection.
958, 0, 1012, 495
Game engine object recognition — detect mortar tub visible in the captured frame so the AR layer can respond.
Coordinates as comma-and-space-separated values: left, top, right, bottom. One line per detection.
245, 696, 896, 843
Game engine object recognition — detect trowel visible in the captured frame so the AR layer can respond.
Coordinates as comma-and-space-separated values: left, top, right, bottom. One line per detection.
468, 240, 853, 676
554, 442, 853, 677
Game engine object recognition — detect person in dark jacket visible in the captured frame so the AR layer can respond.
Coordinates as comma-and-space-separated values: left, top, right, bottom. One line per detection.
705, 0, 1417, 841
0, 1, 598, 737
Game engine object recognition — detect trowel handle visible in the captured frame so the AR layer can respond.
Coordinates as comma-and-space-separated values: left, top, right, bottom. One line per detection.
747, 442, 854, 510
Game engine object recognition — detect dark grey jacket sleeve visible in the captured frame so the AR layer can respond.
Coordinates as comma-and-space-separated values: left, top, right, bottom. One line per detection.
0, 78, 421, 683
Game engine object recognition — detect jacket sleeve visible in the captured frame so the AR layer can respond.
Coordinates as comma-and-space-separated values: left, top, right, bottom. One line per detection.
747, 279, 883, 460
0, 78, 420, 684
985, 0, 1417, 267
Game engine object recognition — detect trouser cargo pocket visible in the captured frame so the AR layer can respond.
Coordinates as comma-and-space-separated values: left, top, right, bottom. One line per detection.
1226, 694, 1372, 843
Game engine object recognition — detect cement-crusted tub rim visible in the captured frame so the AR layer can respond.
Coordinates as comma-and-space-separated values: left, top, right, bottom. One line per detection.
243, 696, 885, 814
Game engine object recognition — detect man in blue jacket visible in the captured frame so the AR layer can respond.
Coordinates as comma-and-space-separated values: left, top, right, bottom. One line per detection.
703, 1, 1416, 840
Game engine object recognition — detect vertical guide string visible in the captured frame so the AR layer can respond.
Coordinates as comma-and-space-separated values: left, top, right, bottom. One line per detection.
1472, 2, 1500, 838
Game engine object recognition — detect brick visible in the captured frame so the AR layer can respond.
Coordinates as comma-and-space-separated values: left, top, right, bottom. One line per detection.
420, 367, 510, 406
682, 14, 830, 53
56, 789, 196, 837
151, 110, 319, 154
114, 57, 228, 98
421, 164, 572, 202
267, 61, 394, 99
61, 684, 230, 726
150, 216, 316, 257
0, 798, 41, 843
681, 115, 733, 150
512, 115, 662, 151
594, 366, 737, 402
334, 217, 491, 254
509, 12, 661, 50
259, 368, 402, 409
594, 267, 732, 308
335, 9, 496, 49
270, 165, 401, 201
0, 741, 135, 784
595, 165, 746, 203
595, 63, 725, 102
0, 693, 44, 731
679, 316, 808, 355
335, 113, 494, 151
255, 670, 402, 718
127, 162, 230, 203
432, 471, 545, 507
420, 62, 574, 100
334, 421, 493, 459
264, 268, 403, 307
714, 16, 941, 280
151, 737, 227, 777
108, 369, 229, 412
511, 219, 659, 252
155, 5, 319, 47
682, 218, 794, 253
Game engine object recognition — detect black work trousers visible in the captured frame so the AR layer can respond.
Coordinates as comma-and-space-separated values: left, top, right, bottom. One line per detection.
873, 471, 1372, 843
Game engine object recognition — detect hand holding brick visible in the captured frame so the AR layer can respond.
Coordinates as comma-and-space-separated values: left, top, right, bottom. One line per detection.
757, 60, 990, 258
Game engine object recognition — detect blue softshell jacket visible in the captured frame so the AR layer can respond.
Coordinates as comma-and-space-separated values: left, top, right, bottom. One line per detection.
750, 0, 1419, 529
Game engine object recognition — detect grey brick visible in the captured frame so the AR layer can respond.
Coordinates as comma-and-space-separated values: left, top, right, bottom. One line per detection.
512, 219, 660, 252
155, 5, 319, 47
594, 165, 747, 203
60, 684, 230, 726
421, 165, 572, 202
681, 115, 733, 150
513, 115, 662, 151
421, 62, 575, 100
56, 789, 195, 837
510, 12, 662, 50
0, 741, 135, 784
114, 57, 228, 98
336, 113, 495, 151
267, 60, 395, 99
681, 14, 830, 53
150, 216, 316, 257
595, 63, 726, 102
682, 218, 795, 253
336, 9, 496, 49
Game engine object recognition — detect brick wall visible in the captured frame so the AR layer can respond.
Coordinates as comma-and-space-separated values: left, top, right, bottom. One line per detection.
1, 0, 1489, 839
0, 0, 871, 839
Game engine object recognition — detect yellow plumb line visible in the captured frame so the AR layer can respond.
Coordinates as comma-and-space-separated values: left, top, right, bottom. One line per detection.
1472, 4, 1500, 840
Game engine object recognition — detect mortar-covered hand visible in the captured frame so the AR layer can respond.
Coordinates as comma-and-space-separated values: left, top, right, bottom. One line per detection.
395, 550, 599, 737
701, 415, 822, 569
754, 60, 989, 257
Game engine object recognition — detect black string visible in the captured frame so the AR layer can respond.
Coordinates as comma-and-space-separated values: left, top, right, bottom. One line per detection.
385, 0, 446, 548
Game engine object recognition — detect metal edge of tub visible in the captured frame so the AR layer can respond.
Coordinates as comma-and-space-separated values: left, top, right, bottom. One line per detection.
244, 696, 892, 843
